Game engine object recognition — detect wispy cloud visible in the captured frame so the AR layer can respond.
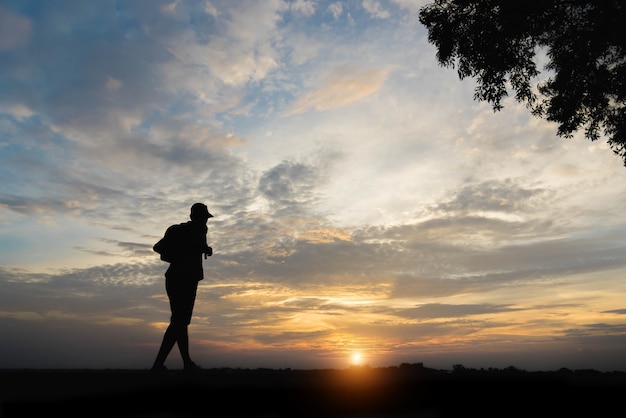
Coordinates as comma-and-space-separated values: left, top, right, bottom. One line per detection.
283, 66, 390, 116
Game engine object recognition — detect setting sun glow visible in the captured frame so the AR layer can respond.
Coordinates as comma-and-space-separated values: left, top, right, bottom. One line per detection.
351, 352, 363, 365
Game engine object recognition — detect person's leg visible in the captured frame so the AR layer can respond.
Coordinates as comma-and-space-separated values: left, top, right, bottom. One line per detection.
152, 324, 177, 369
152, 276, 182, 370
178, 282, 198, 369
176, 325, 194, 367
162, 279, 198, 369
155, 322, 193, 368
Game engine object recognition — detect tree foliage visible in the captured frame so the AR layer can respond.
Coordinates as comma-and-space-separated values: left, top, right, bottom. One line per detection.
419, 0, 626, 165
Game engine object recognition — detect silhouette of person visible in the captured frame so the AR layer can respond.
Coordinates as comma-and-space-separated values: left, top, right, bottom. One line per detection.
151, 203, 213, 373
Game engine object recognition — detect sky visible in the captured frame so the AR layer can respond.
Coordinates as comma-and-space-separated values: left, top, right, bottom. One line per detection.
1, 0, 626, 372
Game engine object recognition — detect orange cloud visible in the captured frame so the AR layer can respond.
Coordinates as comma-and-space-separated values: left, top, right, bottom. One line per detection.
283, 66, 389, 116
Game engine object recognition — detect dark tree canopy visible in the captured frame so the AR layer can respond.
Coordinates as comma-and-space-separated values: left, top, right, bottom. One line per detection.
419, 0, 626, 165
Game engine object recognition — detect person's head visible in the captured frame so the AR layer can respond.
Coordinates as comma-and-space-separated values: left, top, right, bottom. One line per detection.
190, 203, 213, 223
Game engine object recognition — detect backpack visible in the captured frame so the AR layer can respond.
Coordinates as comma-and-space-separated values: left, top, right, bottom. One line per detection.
153, 223, 184, 263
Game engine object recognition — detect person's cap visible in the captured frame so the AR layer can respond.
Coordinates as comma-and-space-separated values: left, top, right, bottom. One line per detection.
190, 202, 213, 218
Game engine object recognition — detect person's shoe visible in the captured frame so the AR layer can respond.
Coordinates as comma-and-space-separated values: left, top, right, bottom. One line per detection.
184, 362, 202, 374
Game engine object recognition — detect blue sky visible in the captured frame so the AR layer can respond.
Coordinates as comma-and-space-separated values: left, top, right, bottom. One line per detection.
1, 0, 626, 371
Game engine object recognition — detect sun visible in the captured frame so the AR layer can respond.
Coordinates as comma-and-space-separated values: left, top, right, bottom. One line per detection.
350, 352, 363, 366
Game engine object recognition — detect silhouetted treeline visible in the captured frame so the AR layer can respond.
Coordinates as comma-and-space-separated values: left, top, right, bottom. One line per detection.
2, 363, 626, 417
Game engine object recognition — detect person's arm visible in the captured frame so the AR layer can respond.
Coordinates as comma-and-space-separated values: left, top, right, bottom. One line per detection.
203, 234, 212, 259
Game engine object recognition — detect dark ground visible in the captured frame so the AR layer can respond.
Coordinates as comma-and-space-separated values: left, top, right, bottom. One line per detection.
2, 364, 626, 417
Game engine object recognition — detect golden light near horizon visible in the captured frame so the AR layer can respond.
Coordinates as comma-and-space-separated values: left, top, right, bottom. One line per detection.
351, 352, 363, 366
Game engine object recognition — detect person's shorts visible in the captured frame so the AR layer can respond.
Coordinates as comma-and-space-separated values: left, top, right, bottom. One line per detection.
165, 277, 198, 325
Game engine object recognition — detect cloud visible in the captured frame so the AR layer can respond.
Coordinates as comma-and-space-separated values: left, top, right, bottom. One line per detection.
3, 203, 626, 368
259, 160, 319, 206
290, 0, 316, 17
362, 0, 390, 19
0, 7, 32, 51
161, 0, 181, 15
283, 66, 390, 116
327, 2, 343, 20
391, 0, 432, 13
434, 178, 551, 215
603, 309, 626, 315
160, 0, 287, 89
